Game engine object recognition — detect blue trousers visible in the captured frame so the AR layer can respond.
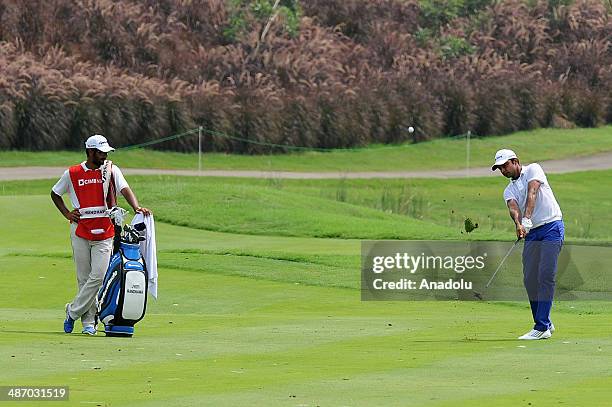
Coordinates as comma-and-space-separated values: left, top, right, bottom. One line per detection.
522, 220, 564, 331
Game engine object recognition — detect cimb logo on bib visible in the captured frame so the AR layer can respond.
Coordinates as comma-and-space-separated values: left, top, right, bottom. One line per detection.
78, 178, 103, 186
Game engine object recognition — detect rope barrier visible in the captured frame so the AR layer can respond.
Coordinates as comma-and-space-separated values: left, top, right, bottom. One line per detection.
120, 128, 200, 150
119, 126, 474, 152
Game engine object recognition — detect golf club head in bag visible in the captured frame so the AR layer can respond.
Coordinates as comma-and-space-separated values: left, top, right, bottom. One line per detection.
107, 206, 128, 226
108, 207, 129, 254
122, 224, 145, 244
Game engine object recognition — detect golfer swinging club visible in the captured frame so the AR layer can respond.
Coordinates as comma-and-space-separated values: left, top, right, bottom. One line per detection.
51, 135, 151, 335
492, 149, 564, 340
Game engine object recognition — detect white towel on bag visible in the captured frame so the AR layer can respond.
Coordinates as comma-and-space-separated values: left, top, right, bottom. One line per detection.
131, 213, 158, 299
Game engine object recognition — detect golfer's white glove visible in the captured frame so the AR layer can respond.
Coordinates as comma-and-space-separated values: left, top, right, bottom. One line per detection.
521, 217, 533, 232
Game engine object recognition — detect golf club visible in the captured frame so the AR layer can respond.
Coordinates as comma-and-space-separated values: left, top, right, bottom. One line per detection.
473, 238, 522, 300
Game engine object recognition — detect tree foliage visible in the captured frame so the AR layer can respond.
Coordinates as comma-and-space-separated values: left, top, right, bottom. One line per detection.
0, 0, 610, 152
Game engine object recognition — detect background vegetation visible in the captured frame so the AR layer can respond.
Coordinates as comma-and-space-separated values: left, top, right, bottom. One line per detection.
0, 0, 610, 153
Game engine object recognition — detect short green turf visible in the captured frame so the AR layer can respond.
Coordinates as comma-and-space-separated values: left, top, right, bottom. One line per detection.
2, 169, 612, 406
1, 126, 611, 172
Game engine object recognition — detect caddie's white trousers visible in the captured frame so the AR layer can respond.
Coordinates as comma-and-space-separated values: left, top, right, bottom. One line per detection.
67, 223, 112, 327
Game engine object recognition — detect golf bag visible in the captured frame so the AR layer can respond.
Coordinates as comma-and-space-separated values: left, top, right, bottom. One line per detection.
97, 208, 148, 337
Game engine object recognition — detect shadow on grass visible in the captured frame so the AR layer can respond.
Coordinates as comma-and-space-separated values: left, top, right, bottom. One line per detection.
407, 339, 526, 343
0, 329, 105, 337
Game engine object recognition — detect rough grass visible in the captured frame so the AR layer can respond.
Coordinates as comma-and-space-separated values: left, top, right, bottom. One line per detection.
0, 181, 490, 241
3, 169, 611, 242
276, 170, 612, 242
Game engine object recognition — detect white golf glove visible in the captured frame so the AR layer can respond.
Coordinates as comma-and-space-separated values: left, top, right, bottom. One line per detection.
521, 217, 533, 232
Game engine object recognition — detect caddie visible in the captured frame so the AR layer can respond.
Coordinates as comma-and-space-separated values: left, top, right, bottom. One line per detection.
51, 135, 151, 335
492, 149, 564, 340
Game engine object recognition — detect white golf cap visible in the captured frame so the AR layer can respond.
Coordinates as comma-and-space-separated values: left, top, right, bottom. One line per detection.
85, 134, 115, 152
491, 149, 517, 170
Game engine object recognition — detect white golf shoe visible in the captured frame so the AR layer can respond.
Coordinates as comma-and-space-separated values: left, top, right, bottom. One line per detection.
518, 329, 552, 340
549, 323, 555, 333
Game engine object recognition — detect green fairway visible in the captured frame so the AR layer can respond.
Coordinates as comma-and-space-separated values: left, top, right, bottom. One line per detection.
3, 254, 612, 406
1, 171, 611, 406
1, 126, 611, 172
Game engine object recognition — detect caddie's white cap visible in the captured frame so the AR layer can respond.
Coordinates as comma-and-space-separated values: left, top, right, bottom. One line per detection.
491, 149, 517, 170
85, 134, 115, 152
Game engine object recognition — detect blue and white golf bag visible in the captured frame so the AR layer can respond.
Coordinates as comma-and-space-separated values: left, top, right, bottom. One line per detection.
97, 208, 148, 337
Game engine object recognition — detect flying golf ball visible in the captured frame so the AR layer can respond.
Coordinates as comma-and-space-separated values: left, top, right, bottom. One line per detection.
408, 126, 414, 133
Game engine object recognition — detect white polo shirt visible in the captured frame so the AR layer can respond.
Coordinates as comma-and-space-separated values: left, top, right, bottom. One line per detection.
52, 162, 130, 209
503, 163, 562, 228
